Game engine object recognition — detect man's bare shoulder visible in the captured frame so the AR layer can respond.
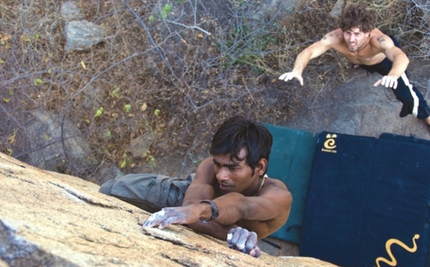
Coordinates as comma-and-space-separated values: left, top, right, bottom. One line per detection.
320, 28, 344, 45
256, 177, 292, 217
261, 176, 289, 192
194, 157, 216, 183
183, 157, 217, 205
369, 29, 394, 48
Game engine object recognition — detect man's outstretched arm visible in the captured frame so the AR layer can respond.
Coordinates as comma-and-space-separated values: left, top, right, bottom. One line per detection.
372, 35, 410, 89
143, 182, 292, 240
142, 188, 291, 257
279, 30, 338, 85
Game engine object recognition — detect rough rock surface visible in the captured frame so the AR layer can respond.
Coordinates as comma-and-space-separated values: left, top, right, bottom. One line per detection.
64, 20, 106, 51
0, 153, 337, 267
61, 1, 85, 21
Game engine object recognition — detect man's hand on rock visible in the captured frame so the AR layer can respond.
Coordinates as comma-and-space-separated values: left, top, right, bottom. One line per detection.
374, 75, 398, 89
227, 227, 261, 258
143, 207, 198, 229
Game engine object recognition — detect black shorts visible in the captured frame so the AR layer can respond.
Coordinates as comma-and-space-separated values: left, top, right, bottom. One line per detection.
359, 37, 430, 119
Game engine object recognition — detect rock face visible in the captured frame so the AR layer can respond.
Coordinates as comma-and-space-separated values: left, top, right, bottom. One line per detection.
0, 153, 338, 267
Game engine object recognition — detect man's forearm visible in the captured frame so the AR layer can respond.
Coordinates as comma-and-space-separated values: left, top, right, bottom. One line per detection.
292, 50, 312, 75
388, 54, 409, 78
210, 193, 250, 225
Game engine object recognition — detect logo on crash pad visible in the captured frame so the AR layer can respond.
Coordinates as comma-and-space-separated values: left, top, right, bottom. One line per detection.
375, 234, 420, 267
322, 133, 337, 153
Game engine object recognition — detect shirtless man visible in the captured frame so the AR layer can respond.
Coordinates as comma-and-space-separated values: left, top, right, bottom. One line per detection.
279, 3, 430, 129
143, 116, 292, 257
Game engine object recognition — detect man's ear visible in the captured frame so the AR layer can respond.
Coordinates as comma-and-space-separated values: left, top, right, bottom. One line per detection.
256, 158, 268, 176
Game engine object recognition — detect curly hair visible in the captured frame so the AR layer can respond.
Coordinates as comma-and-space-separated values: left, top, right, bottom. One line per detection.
339, 3, 375, 32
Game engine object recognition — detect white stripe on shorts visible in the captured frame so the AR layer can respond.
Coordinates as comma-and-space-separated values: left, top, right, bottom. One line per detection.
400, 73, 419, 117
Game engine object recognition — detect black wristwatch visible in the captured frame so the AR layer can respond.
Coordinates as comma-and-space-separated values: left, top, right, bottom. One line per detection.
200, 199, 219, 223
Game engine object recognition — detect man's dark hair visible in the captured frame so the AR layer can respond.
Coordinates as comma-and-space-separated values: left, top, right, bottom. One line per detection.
210, 116, 273, 176
339, 3, 375, 33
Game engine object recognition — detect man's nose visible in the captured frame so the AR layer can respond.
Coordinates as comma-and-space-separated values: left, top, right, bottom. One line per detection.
216, 168, 230, 181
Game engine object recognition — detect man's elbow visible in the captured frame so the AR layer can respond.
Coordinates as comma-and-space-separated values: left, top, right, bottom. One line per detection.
283, 191, 293, 219
405, 56, 410, 65
285, 190, 293, 207
398, 52, 410, 65
395, 51, 410, 65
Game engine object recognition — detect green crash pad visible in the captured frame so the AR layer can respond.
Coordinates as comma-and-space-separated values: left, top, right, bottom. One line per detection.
264, 124, 317, 244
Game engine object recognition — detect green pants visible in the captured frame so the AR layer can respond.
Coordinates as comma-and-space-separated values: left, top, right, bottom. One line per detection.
99, 173, 194, 212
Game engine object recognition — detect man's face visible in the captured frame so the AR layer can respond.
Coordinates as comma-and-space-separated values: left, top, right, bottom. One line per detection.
212, 148, 259, 194
343, 27, 370, 52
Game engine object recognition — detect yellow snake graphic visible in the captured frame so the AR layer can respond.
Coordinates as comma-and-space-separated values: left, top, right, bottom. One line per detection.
375, 234, 420, 267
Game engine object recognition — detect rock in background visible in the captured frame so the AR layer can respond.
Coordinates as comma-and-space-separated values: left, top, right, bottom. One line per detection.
13, 110, 98, 174
61, 1, 106, 51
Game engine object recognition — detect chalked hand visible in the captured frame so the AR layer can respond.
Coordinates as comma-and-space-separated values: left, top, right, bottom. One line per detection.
227, 227, 261, 257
